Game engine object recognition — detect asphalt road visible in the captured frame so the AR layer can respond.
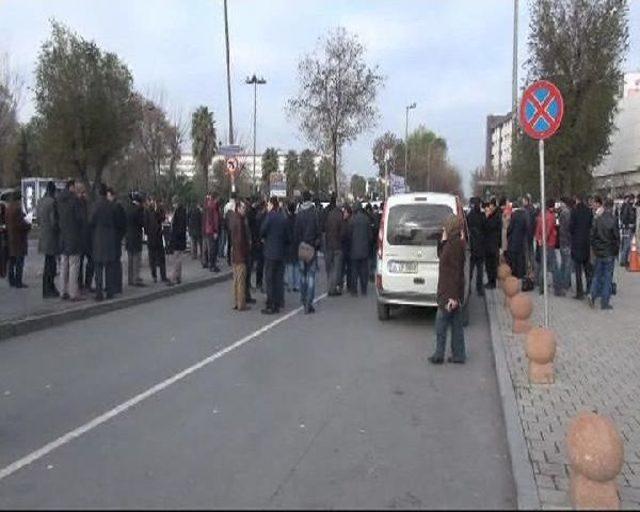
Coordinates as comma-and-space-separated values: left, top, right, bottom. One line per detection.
0, 274, 515, 509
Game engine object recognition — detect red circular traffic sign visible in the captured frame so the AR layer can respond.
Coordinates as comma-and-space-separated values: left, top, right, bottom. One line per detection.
519, 80, 564, 140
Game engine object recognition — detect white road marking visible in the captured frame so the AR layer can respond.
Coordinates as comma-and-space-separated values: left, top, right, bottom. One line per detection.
0, 293, 328, 482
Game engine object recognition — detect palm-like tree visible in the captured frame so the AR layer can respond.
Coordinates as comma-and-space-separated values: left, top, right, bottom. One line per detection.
191, 106, 216, 194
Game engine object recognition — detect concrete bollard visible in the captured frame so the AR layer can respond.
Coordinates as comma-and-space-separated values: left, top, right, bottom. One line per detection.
509, 292, 533, 334
503, 276, 520, 307
525, 327, 556, 384
567, 412, 624, 510
498, 263, 512, 283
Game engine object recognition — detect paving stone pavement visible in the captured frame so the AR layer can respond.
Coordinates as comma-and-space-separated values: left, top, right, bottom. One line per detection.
487, 267, 640, 510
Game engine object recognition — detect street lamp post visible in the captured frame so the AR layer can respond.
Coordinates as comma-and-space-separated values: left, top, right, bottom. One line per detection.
245, 74, 267, 194
404, 102, 416, 184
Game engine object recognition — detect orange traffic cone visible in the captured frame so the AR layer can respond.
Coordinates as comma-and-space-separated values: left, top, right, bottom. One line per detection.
628, 235, 640, 272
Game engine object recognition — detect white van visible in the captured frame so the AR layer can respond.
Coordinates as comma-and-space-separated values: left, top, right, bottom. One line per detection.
375, 192, 470, 322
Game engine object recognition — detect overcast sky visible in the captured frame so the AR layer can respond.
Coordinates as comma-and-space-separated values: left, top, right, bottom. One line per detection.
1, 0, 639, 193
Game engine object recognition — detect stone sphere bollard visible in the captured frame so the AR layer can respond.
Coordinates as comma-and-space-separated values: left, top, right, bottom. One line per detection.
498, 263, 512, 283
509, 292, 533, 334
503, 276, 520, 307
525, 327, 556, 384
566, 412, 624, 510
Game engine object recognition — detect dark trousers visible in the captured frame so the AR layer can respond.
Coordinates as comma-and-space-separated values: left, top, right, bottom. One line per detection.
264, 259, 285, 310
433, 306, 466, 361
245, 253, 253, 299
94, 261, 115, 298
590, 256, 615, 307
206, 235, 219, 269
148, 248, 167, 281
8, 256, 24, 287
573, 258, 593, 297
351, 258, 369, 295
43, 254, 58, 296
254, 248, 264, 288
507, 250, 525, 279
343, 255, 353, 292
112, 248, 123, 294
485, 251, 498, 286
469, 256, 484, 294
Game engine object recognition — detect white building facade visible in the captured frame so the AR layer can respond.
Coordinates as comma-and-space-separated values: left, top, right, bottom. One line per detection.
593, 72, 640, 195
485, 113, 514, 178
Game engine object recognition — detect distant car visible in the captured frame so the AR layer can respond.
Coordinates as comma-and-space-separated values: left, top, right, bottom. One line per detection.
375, 192, 470, 323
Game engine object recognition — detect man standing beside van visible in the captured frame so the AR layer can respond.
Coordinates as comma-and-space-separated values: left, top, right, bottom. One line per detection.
466, 197, 486, 296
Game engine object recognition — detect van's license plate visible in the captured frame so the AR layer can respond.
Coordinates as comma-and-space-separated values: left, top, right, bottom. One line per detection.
388, 261, 418, 274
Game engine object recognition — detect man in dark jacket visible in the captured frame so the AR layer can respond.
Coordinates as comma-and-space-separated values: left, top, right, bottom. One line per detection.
107, 188, 126, 295
37, 181, 60, 298
77, 183, 93, 292
260, 197, 289, 314
570, 194, 593, 299
588, 197, 620, 310
125, 192, 145, 287
466, 197, 486, 296
484, 198, 502, 288
188, 204, 203, 261
619, 194, 637, 267
168, 196, 187, 285
145, 197, 168, 283
347, 203, 373, 296
506, 198, 529, 279
203, 193, 221, 272
253, 199, 266, 291
324, 195, 344, 296
57, 180, 84, 300
429, 215, 466, 365
89, 184, 117, 301
294, 191, 320, 314
6, 191, 30, 288
556, 197, 573, 294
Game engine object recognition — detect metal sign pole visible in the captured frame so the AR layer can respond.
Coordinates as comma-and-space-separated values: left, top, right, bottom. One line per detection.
539, 139, 549, 327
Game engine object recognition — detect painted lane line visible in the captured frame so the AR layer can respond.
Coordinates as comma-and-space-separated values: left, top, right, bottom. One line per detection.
0, 293, 328, 482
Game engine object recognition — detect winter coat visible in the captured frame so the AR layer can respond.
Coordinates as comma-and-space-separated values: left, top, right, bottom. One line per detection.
285, 213, 298, 263
57, 189, 84, 256
620, 202, 637, 229
535, 209, 558, 248
466, 207, 486, 259
125, 201, 145, 253
436, 237, 465, 308
144, 208, 165, 251
347, 210, 373, 260
78, 198, 91, 256
229, 211, 250, 264
558, 206, 571, 250
325, 207, 345, 252
294, 201, 320, 249
590, 209, 620, 259
170, 205, 187, 252
89, 197, 117, 264
570, 202, 593, 263
113, 201, 126, 256
260, 209, 290, 261
6, 201, 30, 257
507, 208, 528, 254
37, 195, 59, 255
203, 198, 220, 236
484, 209, 502, 255
188, 207, 203, 239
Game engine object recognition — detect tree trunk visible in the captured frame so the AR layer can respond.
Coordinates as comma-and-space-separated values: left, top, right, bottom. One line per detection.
332, 141, 338, 199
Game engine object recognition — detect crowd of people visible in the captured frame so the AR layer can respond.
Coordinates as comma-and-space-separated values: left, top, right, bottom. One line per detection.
465, 192, 639, 310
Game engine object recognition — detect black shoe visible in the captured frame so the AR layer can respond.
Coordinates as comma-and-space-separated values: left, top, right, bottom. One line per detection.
61, 293, 70, 300
246, 298, 257, 304
105, 294, 114, 300
213, 267, 221, 273
485, 283, 496, 290
166, 281, 175, 287
477, 290, 485, 297
95, 293, 104, 302
428, 355, 444, 365
447, 356, 466, 364
573, 294, 584, 300
308, 304, 315, 314
601, 304, 613, 310
261, 308, 276, 315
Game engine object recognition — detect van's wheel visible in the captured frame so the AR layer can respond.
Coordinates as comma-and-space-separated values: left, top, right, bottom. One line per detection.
377, 301, 390, 321
462, 302, 470, 327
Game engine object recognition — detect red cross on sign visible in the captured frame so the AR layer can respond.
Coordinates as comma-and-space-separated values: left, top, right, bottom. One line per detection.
519, 80, 564, 140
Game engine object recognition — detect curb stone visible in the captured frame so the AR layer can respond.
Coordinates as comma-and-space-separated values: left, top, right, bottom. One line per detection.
484, 288, 541, 510
0, 271, 233, 342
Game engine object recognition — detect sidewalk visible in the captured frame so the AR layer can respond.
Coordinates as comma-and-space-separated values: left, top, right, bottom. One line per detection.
0, 243, 232, 340
486, 269, 640, 510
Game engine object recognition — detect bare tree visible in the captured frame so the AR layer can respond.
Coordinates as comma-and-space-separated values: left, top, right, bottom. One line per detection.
0, 52, 24, 185
287, 27, 384, 196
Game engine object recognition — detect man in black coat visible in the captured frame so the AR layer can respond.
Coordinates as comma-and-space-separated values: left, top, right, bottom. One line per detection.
107, 188, 126, 294
168, 197, 187, 285
570, 194, 593, 299
188, 204, 203, 261
125, 192, 145, 287
484, 198, 502, 288
588, 197, 620, 310
144, 197, 168, 283
260, 197, 290, 314
253, 199, 266, 291
466, 197, 486, 296
347, 203, 373, 296
324, 195, 345, 296
89, 184, 117, 301
57, 180, 85, 300
507, 198, 529, 279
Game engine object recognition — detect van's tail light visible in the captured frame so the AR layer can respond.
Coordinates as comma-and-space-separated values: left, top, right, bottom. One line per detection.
376, 273, 383, 291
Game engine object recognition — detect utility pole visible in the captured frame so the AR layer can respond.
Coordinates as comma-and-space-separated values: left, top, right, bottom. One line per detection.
511, 0, 519, 166
404, 102, 416, 184
223, 0, 234, 145
245, 74, 267, 194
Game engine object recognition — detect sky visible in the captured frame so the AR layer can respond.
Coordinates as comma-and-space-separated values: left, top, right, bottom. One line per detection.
1, 0, 639, 193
